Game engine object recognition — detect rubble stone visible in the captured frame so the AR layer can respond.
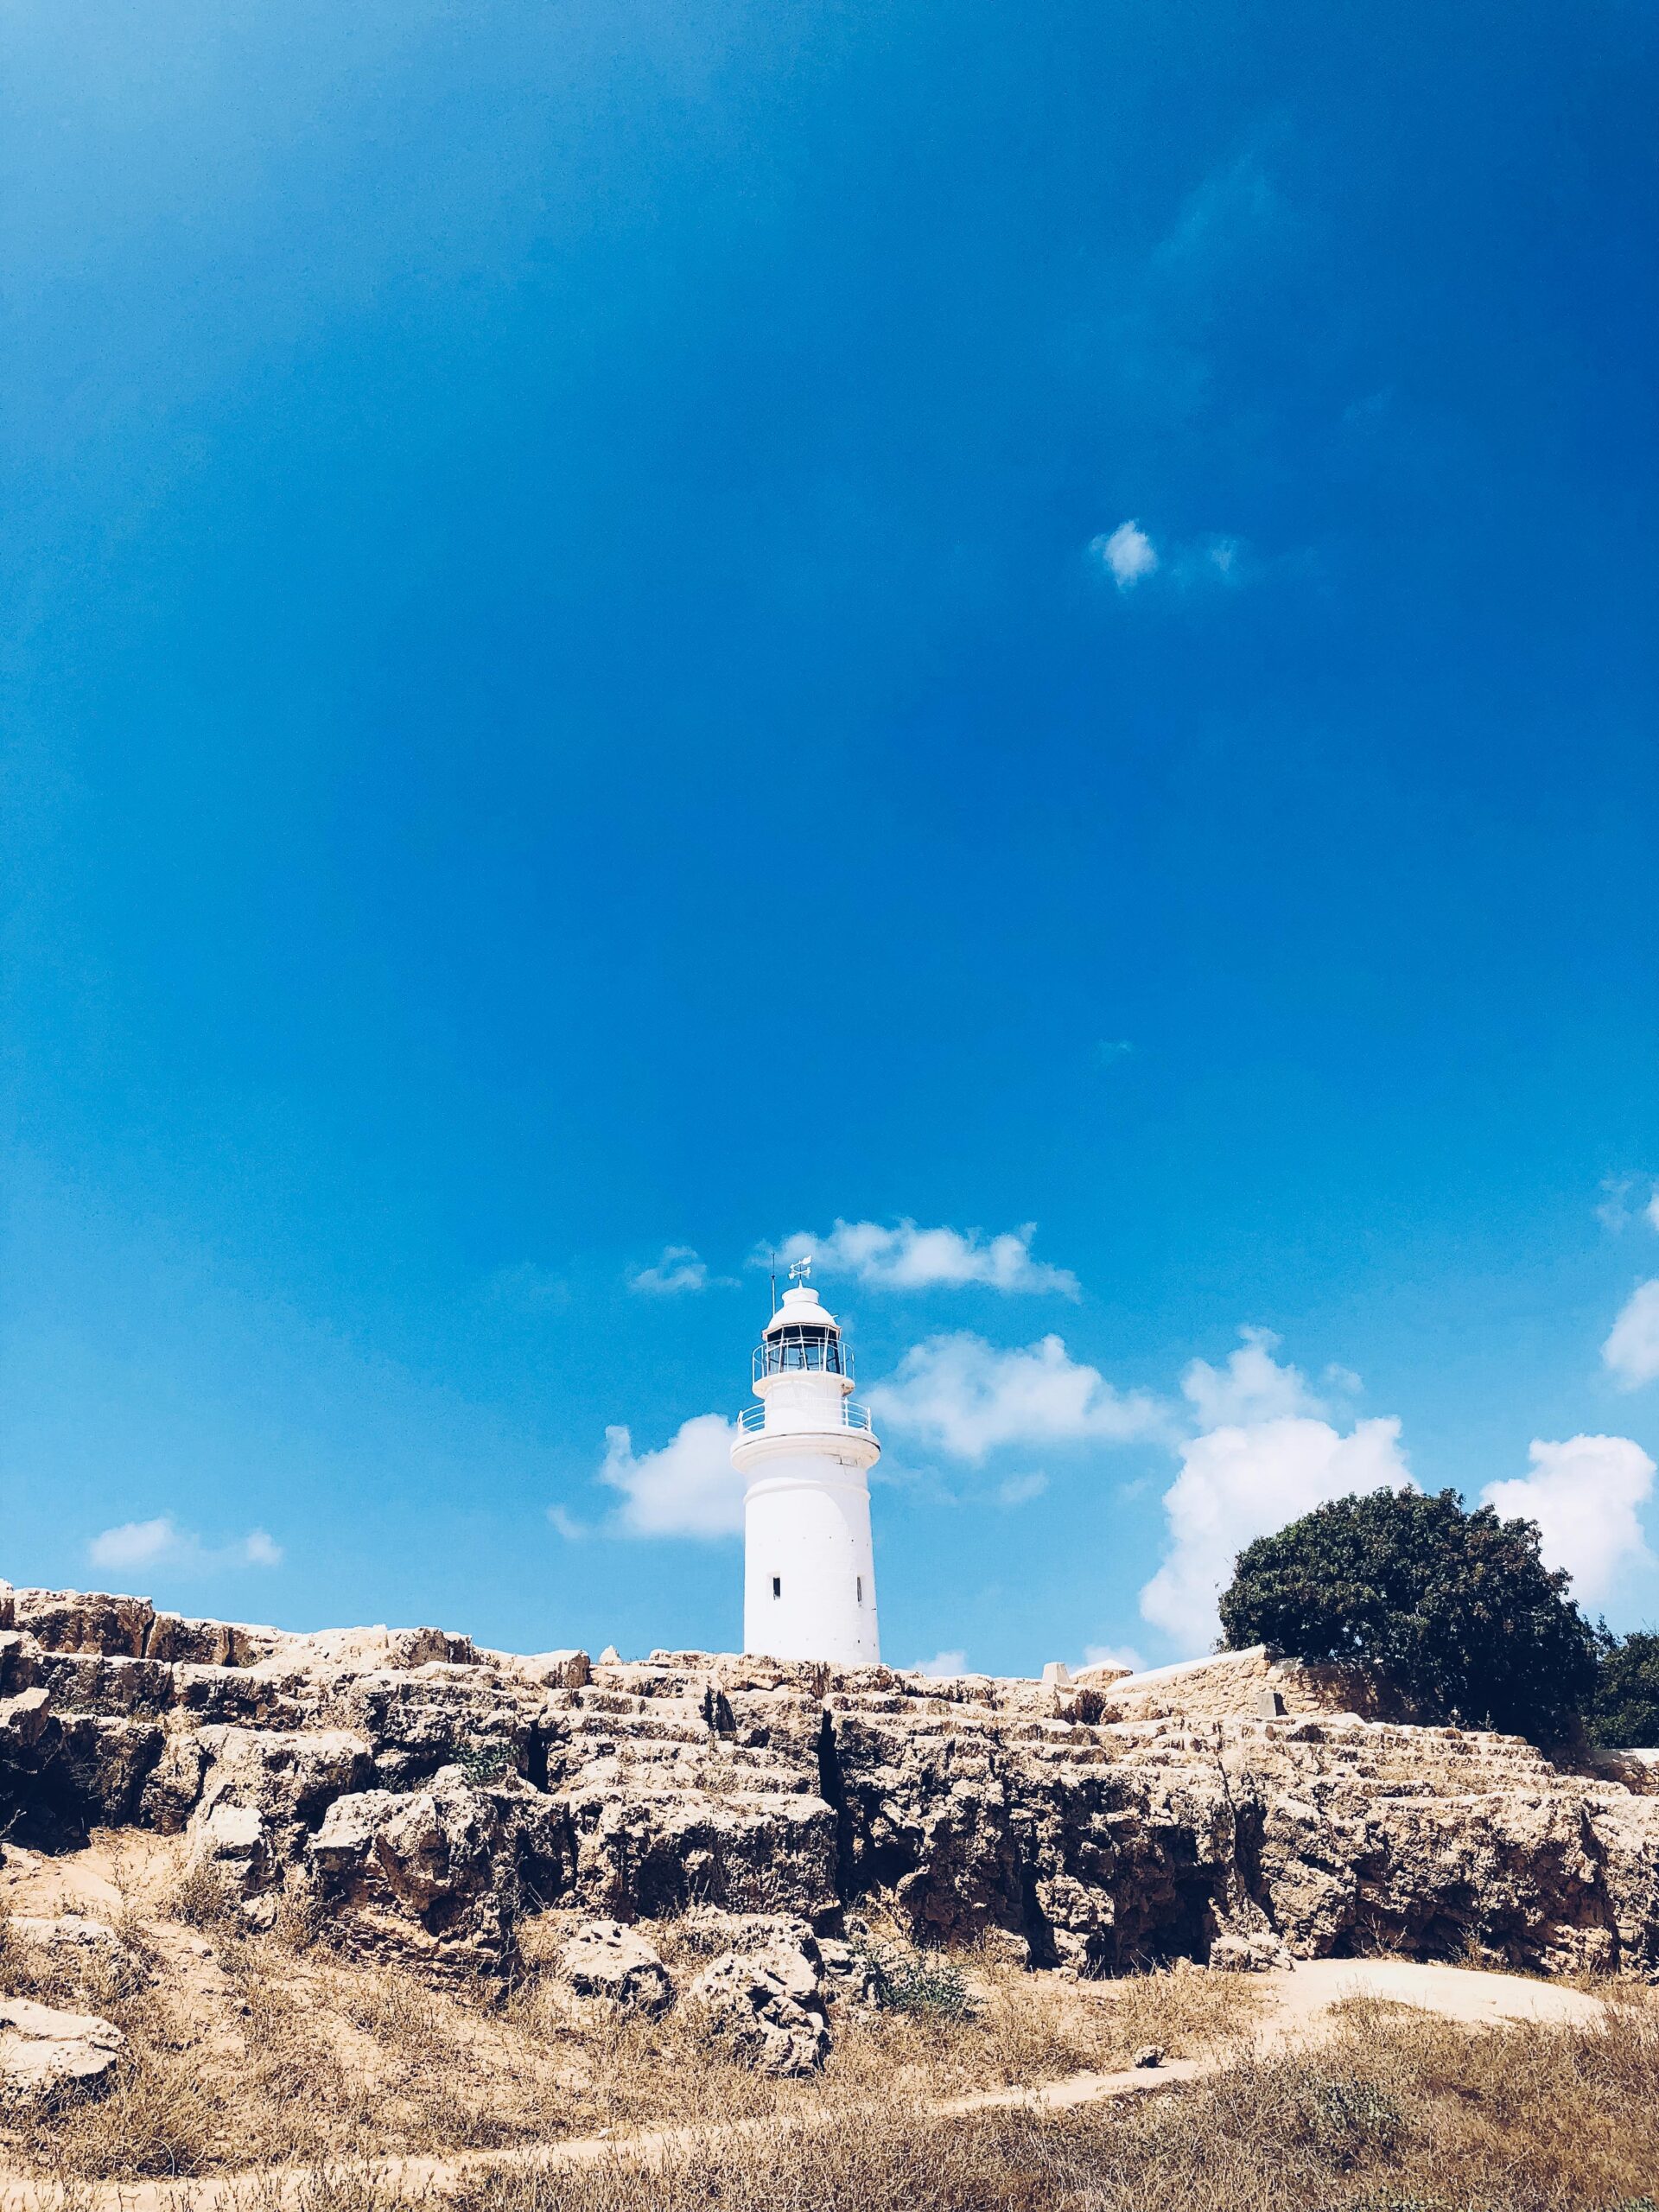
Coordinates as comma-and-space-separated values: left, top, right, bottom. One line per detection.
0, 1998, 124, 2106
558, 1918, 672, 2013
689, 1936, 830, 2074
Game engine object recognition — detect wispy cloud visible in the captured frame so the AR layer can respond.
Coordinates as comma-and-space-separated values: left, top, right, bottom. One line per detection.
1482, 1434, 1656, 1605
1595, 1175, 1659, 1233
915, 1649, 968, 1678
546, 1504, 592, 1541
996, 1471, 1048, 1506
1604, 1281, 1659, 1390
88, 1517, 283, 1576
1082, 1641, 1144, 1675
1088, 520, 1249, 594
485, 1262, 569, 1307
629, 1245, 723, 1295
1139, 1330, 1411, 1649
773, 1220, 1078, 1297
871, 1332, 1165, 1462
1153, 152, 1284, 274
599, 1414, 744, 1538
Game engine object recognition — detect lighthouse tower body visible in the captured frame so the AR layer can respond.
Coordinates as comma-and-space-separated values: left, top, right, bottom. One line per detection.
732, 1282, 880, 1665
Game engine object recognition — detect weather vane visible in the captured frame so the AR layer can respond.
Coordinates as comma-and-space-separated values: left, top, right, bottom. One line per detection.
789, 1254, 813, 1287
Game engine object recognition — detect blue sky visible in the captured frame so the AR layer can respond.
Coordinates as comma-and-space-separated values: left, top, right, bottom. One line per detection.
4, 0, 1657, 1673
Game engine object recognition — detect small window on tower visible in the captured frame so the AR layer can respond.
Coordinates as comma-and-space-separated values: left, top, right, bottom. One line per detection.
856, 1576, 863, 1604
772, 1576, 781, 1599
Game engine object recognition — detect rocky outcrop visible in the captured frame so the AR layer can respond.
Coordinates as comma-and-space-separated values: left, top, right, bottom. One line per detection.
305, 1769, 567, 1974
558, 1918, 673, 2013
0, 1584, 1654, 1985
0, 1997, 124, 2107
689, 1923, 830, 2074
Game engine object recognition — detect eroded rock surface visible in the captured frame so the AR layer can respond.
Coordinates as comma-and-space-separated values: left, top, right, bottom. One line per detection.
0, 1997, 123, 2107
0, 1582, 1653, 1984
690, 1934, 830, 2075
558, 1918, 672, 2013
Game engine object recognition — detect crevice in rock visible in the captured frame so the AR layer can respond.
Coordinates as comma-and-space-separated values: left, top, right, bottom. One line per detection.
815, 1707, 855, 1905
524, 1726, 550, 1794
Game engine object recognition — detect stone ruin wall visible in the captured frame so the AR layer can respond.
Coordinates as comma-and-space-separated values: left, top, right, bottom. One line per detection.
1, 1581, 1656, 1985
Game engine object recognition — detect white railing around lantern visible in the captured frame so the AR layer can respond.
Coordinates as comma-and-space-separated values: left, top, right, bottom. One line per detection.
736, 1401, 875, 1436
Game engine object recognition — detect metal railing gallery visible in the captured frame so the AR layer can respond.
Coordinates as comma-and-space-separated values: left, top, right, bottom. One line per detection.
736, 1401, 875, 1436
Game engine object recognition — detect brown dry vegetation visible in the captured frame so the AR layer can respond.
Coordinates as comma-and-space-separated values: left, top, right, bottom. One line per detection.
0, 1865, 1261, 2184
288, 2004, 1659, 2212
0, 1847, 1654, 2211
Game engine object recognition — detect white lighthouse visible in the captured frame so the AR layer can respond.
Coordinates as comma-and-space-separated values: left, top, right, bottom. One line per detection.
732, 1260, 880, 1665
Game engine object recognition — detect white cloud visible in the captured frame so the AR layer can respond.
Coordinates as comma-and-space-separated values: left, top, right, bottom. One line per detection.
1082, 1642, 1145, 1675
1141, 1331, 1412, 1649
599, 1414, 744, 1538
1179, 1325, 1324, 1427
915, 1649, 968, 1678
1089, 521, 1252, 594
1481, 1434, 1656, 1604
996, 1471, 1049, 1506
1649, 1192, 1659, 1233
630, 1245, 712, 1295
546, 1504, 591, 1541
777, 1220, 1077, 1297
88, 1517, 283, 1576
871, 1332, 1165, 1462
1603, 1280, 1659, 1389
1093, 520, 1159, 588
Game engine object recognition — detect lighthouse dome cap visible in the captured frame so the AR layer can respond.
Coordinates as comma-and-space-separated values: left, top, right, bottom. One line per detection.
764, 1284, 841, 1335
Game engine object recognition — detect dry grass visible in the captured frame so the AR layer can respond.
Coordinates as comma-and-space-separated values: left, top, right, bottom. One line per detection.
2, 1868, 1653, 2210
0, 1888, 1261, 2183
275, 2000, 1659, 2212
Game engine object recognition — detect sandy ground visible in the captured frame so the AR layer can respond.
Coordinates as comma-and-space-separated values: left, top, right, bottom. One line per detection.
0, 1955, 1614, 2212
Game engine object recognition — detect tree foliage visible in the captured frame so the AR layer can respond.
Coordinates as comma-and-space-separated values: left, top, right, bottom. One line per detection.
1217, 1485, 1599, 1743
1586, 1628, 1659, 1750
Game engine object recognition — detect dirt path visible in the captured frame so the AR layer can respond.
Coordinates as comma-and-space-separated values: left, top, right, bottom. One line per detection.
0, 1961, 1616, 2212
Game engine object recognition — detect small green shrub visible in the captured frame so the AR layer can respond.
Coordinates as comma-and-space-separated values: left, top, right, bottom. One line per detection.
454, 1739, 513, 1785
852, 1937, 974, 2020
1587, 1629, 1659, 1748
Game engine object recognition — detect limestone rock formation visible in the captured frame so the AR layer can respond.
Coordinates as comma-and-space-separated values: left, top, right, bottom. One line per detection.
689, 1932, 830, 2075
0, 1585, 1652, 1987
558, 1918, 673, 2013
0, 1996, 124, 2107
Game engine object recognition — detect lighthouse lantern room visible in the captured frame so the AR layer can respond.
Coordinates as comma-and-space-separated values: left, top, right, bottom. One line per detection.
731, 1259, 880, 1665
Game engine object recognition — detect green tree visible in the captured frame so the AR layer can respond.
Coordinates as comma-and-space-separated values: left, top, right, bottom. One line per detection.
1586, 1628, 1659, 1749
1217, 1486, 1599, 1743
